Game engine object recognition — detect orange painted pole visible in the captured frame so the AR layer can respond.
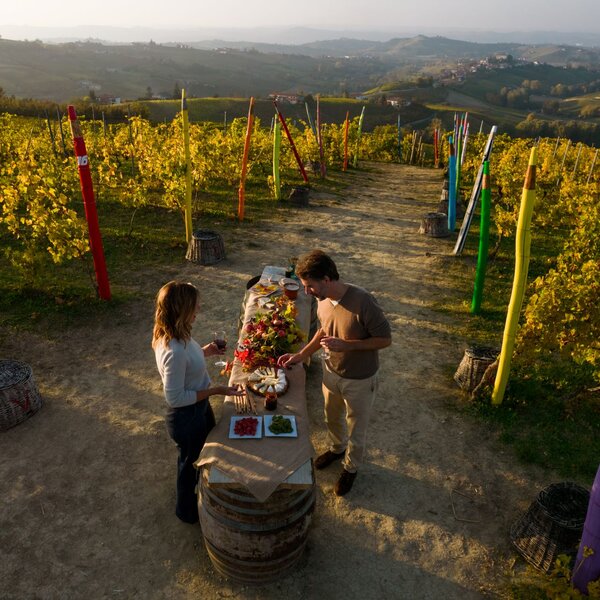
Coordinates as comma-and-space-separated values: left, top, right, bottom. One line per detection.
67, 105, 111, 300
343, 110, 350, 171
238, 97, 255, 221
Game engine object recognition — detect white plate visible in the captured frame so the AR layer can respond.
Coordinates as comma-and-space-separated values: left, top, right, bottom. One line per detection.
264, 415, 298, 438
229, 416, 262, 439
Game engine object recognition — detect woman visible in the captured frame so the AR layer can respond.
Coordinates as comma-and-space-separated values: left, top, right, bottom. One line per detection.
152, 280, 242, 524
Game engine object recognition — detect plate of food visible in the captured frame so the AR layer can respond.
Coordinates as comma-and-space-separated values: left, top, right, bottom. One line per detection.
247, 367, 288, 396
229, 416, 262, 439
250, 281, 280, 297
264, 415, 297, 438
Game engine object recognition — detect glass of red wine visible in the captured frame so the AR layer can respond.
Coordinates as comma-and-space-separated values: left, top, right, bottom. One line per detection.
213, 330, 228, 367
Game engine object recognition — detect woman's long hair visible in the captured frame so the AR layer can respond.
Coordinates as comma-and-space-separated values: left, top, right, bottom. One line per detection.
152, 281, 199, 349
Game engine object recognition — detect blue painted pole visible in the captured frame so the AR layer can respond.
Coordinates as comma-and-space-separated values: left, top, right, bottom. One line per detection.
448, 135, 457, 232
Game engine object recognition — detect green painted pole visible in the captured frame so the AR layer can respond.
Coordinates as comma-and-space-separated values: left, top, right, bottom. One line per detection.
471, 160, 491, 314
353, 106, 365, 168
492, 147, 538, 405
273, 116, 281, 200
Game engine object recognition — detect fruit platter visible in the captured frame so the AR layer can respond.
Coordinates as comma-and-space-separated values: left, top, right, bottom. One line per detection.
229, 416, 262, 439
246, 367, 288, 397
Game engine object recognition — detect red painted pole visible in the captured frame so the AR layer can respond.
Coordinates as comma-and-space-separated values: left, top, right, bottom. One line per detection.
272, 100, 309, 184
67, 105, 111, 300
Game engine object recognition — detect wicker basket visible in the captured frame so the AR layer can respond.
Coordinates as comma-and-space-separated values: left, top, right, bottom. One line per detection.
454, 345, 499, 392
185, 229, 225, 266
510, 482, 589, 572
0, 360, 43, 432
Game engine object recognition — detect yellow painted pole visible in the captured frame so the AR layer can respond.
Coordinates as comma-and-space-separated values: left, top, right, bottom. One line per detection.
181, 89, 193, 243
491, 147, 538, 405
238, 97, 255, 222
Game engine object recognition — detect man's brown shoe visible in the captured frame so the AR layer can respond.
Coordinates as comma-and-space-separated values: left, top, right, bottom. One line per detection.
334, 469, 357, 496
314, 450, 345, 470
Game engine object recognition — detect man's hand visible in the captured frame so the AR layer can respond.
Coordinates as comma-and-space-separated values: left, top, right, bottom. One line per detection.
320, 336, 348, 353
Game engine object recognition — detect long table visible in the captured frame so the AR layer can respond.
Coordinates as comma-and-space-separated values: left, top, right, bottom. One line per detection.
196, 268, 315, 502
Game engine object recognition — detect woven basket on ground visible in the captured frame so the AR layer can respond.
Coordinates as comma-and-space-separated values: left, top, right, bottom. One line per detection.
510, 482, 589, 573
185, 229, 225, 265
0, 359, 43, 432
454, 345, 499, 393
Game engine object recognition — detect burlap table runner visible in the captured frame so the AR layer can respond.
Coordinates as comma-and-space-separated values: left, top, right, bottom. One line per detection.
196, 282, 315, 502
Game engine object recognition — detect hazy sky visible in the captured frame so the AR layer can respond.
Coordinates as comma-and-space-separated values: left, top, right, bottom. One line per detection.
2, 0, 599, 33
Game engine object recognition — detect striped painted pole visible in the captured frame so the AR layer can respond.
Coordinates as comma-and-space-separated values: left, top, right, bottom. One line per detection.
492, 147, 538, 405
471, 160, 491, 314
352, 106, 365, 168
67, 105, 111, 300
448, 136, 457, 232
238, 97, 255, 221
272, 115, 281, 200
181, 89, 193, 242
343, 111, 350, 171
273, 100, 309, 184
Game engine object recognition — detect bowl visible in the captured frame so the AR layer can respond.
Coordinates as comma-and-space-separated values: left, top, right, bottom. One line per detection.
279, 277, 297, 288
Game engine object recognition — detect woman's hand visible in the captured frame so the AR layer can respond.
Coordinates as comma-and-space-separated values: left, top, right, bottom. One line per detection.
219, 385, 244, 397
202, 342, 224, 357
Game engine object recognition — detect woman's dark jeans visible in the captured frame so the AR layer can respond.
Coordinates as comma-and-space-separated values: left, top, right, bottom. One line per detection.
165, 400, 215, 523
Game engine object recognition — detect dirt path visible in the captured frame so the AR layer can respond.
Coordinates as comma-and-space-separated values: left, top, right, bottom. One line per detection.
0, 163, 551, 599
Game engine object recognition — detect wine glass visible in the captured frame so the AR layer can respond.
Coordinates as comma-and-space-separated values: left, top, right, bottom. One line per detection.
319, 341, 331, 362
213, 330, 228, 367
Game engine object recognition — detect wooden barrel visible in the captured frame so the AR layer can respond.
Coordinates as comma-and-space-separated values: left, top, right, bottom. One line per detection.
0, 360, 43, 432
199, 470, 316, 584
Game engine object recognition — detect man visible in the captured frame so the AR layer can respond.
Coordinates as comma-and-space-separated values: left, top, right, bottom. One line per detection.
278, 250, 392, 496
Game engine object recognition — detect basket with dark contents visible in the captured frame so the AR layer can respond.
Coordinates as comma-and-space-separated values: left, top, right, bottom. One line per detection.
510, 481, 590, 572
